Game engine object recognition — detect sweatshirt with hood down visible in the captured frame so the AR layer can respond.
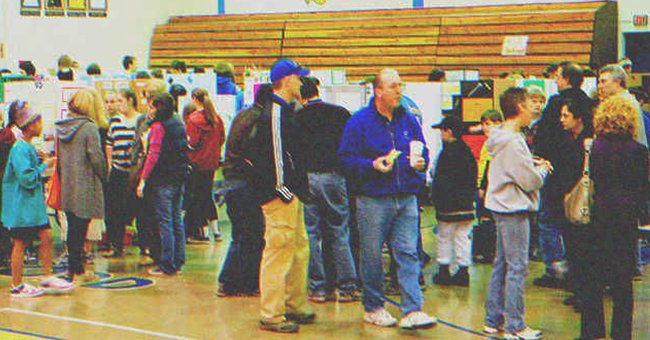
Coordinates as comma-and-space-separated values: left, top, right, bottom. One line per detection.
186, 110, 225, 171
485, 125, 548, 214
55, 116, 107, 219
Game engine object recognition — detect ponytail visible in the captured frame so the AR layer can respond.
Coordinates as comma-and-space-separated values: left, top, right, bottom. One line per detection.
191, 88, 220, 127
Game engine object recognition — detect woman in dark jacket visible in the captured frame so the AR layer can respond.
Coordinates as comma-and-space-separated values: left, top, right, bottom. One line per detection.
136, 93, 188, 276
581, 96, 649, 340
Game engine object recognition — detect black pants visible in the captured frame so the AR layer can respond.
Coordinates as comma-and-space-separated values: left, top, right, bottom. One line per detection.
218, 185, 264, 294
105, 168, 136, 251
563, 225, 591, 299
66, 212, 90, 276
184, 169, 218, 238
136, 194, 161, 264
581, 241, 634, 340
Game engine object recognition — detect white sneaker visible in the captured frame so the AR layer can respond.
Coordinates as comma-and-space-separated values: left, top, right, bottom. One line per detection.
504, 326, 543, 340
398, 311, 437, 330
484, 325, 502, 334
363, 308, 397, 327
10, 283, 45, 298
40, 276, 74, 294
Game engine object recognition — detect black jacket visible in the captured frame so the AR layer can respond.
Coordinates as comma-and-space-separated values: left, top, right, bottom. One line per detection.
296, 99, 350, 173
248, 96, 308, 204
533, 87, 594, 211
149, 115, 189, 185
432, 139, 477, 221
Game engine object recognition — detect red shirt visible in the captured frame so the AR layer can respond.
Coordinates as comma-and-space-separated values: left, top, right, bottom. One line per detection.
186, 110, 225, 171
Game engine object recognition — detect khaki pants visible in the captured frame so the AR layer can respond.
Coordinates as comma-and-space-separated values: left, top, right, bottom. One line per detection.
260, 197, 311, 323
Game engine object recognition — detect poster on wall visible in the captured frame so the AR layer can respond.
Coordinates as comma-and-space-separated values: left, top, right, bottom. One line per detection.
403, 83, 443, 179
66, 0, 87, 17
88, 0, 108, 17
320, 85, 367, 114
20, 0, 41, 16
45, 0, 64, 16
2, 80, 61, 154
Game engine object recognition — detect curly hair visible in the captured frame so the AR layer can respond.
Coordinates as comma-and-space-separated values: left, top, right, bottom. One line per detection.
593, 96, 638, 139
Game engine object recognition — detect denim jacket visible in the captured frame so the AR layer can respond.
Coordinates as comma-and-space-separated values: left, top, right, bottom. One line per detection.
338, 97, 428, 197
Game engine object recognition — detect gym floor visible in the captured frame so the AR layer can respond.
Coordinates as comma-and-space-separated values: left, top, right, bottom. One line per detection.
0, 207, 648, 339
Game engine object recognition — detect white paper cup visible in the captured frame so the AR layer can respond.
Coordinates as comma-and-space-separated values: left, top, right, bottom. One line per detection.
409, 140, 424, 167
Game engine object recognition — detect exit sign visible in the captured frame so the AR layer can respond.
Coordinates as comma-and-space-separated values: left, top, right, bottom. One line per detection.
633, 14, 648, 26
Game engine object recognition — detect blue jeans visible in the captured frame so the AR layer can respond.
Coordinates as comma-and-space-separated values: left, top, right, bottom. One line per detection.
305, 172, 358, 294
538, 200, 566, 272
357, 194, 422, 315
485, 212, 531, 334
149, 182, 185, 274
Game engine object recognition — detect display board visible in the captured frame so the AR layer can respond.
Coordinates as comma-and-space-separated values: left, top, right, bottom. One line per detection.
167, 73, 217, 114
243, 70, 270, 107
403, 82, 443, 181
320, 85, 367, 114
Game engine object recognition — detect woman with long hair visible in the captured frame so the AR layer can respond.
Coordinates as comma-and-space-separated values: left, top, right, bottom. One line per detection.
55, 88, 108, 282
184, 88, 225, 241
581, 96, 649, 340
136, 93, 188, 275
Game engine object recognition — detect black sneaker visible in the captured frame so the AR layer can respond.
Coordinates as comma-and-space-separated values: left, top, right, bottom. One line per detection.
450, 267, 469, 287
285, 312, 316, 324
433, 265, 451, 286
533, 274, 563, 288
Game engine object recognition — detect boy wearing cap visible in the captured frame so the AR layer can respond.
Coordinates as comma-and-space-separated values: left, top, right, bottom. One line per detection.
248, 59, 314, 333
2, 103, 74, 298
431, 116, 477, 287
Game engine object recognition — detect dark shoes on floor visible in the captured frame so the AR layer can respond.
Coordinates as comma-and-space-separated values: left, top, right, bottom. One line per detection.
450, 266, 470, 287
533, 274, 564, 289
285, 312, 316, 324
433, 265, 451, 286
259, 320, 299, 333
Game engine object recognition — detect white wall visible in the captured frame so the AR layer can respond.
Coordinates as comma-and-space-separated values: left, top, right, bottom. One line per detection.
225, 0, 411, 14
618, 0, 650, 59
0, 0, 216, 75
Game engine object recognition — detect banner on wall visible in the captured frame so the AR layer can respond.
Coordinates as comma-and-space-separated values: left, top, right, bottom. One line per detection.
502, 36, 529, 56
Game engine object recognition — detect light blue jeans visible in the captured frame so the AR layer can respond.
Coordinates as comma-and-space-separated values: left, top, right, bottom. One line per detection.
149, 182, 186, 274
305, 172, 358, 294
357, 194, 423, 315
485, 212, 530, 334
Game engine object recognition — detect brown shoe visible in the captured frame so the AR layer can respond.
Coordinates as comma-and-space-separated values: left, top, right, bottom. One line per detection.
259, 320, 299, 333
285, 312, 316, 324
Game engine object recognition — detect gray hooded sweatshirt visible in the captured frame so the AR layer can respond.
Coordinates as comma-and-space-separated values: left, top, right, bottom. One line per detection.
485, 125, 548, 214
55, 117, 107, 219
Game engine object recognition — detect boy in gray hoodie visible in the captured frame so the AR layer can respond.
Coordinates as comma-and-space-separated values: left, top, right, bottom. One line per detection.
483, 87, 553, 340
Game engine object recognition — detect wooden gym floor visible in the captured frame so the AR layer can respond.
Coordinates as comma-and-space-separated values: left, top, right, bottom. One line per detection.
0, 207, 648, 339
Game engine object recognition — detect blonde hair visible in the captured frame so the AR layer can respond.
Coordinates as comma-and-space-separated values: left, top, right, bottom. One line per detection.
68, 88, 108, 129
593, 96, 638, 139
145, 79, 167, 99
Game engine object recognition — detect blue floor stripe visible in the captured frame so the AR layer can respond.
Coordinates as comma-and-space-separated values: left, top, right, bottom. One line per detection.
0, 327, 64, 340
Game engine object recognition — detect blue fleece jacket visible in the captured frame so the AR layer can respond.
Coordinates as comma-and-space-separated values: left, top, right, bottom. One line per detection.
338, 97, 428, 197
1, 140, 48, 228
217, 76, 244, 112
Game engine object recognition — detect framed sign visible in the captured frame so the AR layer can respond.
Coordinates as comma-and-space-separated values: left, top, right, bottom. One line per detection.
45, 0, 64, 16
89, 0, 107, 17
21, 0, 41, 16
66, 0, 87, 17
502, 36, 529, 56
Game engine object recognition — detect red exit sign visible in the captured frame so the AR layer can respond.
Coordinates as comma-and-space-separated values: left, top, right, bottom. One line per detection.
633, 14, 648, 27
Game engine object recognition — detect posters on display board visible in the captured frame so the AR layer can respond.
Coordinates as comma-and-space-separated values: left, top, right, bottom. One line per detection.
1, 79, 63, 154
167, 73, 218, 114
310, 69, 346, 86
403, 83, 443, 182
320, 85, 367, 114
244, 70, 270, 107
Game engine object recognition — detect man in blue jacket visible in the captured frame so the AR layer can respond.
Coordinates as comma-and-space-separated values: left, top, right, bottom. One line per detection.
338, 69, 436, 330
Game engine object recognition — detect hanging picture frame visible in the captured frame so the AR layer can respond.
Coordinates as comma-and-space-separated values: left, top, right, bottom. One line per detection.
20, 0, 42, 16
88, 0, 107, 17
45, 0, 65, 16
66, 0, 87, 17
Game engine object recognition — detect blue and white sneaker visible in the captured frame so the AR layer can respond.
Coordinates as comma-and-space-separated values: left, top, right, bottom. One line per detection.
40, 276, 74, 294
11, 283, 45, 298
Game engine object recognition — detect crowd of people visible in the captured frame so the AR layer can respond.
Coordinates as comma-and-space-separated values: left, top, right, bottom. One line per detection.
0, 55, 648, 339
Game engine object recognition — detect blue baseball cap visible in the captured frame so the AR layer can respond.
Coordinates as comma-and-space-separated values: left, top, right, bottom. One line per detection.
270, 59, 309, 83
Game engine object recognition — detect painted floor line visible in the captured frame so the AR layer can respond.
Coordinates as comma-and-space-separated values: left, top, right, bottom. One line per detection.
0, 308, 192, 340
0, 326, 65, 340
